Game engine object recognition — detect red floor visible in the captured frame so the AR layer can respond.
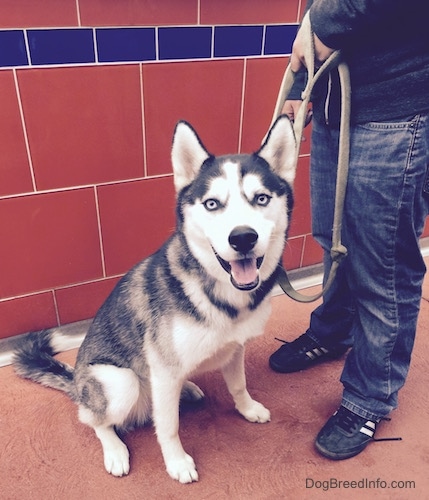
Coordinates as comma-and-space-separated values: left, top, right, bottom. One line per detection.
1, 258, 428, 499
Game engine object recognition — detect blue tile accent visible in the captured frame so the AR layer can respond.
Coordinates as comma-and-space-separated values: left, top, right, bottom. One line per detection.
264, 25, 298, 55
96, 28, 156, 63
0, 30, 28, 67
28, 29, 95, 65
214, 25, 263, 58
0, 24, 295, 69
158, 26, 212, 60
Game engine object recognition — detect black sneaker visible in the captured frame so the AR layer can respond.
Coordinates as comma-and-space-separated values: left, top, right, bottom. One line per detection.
315, 406, 401, 460
269, 332, 348, 373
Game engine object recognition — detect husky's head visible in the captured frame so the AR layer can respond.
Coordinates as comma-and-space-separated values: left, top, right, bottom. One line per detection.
171, 116, 296, 292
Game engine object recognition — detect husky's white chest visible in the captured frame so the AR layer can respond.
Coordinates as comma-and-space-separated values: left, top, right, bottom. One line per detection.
170, 298, 272, 375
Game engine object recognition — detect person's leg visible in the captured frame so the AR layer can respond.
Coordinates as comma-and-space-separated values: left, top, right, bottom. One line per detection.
307, 119, 355, 350
316, 112, 429, 459
269, 119, 353, 373
340, 113, 429, 419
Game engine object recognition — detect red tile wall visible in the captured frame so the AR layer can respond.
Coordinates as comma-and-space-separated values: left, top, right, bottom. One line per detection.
0, 0, 427, 339
79, 0, 199, 27
0, 189, 103, 298
0, 0, 78, 28
97, 178, 176, 276
143, 60, 244, 175
17, 66, 145, 190
200, 0, 300, 24
55, 277, 121, 325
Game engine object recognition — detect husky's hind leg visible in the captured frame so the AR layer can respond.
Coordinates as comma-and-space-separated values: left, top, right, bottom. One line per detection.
221, 344, 271, 423
78, 364, 146, 477
180, 380, 205, 403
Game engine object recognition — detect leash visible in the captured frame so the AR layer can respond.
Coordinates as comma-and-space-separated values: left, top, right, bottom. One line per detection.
270, 11, 351, 303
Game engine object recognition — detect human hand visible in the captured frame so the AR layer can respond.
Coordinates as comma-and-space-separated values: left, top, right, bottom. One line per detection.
281, 100, 313, 127
290, 29, 335, 73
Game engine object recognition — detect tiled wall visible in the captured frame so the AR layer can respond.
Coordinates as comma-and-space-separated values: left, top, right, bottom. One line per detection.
1, 0, 427, 340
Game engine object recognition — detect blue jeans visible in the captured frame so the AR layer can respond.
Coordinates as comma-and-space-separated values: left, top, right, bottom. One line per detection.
308, 113, 429, 420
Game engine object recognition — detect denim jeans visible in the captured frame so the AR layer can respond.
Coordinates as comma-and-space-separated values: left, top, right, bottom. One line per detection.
307, 113, 429, 420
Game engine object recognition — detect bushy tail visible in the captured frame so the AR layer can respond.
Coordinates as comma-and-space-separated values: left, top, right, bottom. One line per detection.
13, 330, 77, 401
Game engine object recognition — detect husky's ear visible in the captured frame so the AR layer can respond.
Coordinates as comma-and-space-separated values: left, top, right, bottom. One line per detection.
257, 115, 297, 185
171, 121, 211, 193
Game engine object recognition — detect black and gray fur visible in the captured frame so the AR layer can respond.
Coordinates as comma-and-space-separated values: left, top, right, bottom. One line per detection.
14, 116, 296, 483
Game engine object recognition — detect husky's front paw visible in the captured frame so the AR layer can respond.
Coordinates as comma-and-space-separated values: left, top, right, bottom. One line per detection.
166, 453, 199, 483
238, 400, 271, 423
103, 441, 130, 477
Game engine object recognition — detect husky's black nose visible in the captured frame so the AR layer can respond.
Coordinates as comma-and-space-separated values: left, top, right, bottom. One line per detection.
229, 226, 258, 253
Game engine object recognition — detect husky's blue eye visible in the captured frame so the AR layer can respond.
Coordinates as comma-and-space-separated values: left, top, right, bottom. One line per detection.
255, 194, 271, 206
203, 199, 220, 211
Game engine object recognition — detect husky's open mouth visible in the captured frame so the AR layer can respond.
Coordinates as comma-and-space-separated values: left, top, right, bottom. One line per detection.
215, 253, 264, 291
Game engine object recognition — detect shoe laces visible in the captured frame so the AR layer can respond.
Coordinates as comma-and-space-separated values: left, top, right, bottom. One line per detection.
335, 406, 402, 442
274, 333, 321, 353
335, 406, 365, 434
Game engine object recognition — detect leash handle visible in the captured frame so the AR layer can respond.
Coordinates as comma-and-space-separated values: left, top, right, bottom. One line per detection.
271, 11, 350, 303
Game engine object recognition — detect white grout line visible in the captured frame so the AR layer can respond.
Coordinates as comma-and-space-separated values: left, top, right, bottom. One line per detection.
92, 28, 99, 63
139, 64, 148, 178
261, 25, 267, 56
12, 69, 37, 191
93, 186, 107, 278
75, 0, 82, 27
154, 26, 160, 60
0, 173, 174, 202
210, 25, 215, 58
299, 235, 306, 268
238, 58, 247, 153
297, 0, 304, 21
51, 289, 61, 328
197, 0, 201, 25
22, 29, 32, 66
0, 54, 291, 75
0, 274, 125, 305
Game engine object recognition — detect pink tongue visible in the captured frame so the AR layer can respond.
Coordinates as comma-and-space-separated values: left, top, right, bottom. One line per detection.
229, 258, 258, 285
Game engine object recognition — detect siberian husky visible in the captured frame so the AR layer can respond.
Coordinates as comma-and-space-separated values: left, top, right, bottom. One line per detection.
14, 116, 296, 483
